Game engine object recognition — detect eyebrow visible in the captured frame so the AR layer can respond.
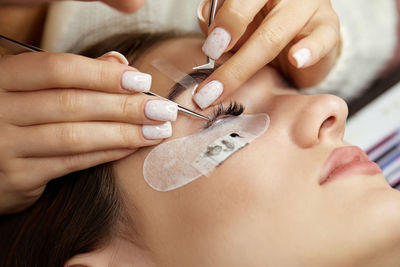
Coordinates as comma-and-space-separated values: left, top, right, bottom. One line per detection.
167, 67, 218, 101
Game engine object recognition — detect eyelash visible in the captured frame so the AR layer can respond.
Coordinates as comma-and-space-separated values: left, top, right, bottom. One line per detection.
205, 101, 245, 128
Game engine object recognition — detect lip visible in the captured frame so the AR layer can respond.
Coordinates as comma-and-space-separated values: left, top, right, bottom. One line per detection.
319, 146, 382, 185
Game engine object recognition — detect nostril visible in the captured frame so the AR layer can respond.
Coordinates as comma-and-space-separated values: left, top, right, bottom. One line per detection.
321, 116, 336, 129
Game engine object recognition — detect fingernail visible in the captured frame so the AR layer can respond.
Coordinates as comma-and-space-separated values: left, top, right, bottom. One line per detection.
145, 100, 178, 122
293, 48, 311, 68
101, 51, 129, 65
121, 71, 152, 92
193, 80, 223, 109
142, 122, 172, 140
197, 0, 208, 23
202, 27, 231, 60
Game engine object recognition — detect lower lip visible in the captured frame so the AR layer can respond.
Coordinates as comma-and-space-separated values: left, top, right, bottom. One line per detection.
323, 161, 382, 185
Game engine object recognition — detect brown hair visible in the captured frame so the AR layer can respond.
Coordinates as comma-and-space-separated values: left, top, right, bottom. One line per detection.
0, 31, 197, 267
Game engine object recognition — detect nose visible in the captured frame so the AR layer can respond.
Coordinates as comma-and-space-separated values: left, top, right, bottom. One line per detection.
290, 94, 348, 148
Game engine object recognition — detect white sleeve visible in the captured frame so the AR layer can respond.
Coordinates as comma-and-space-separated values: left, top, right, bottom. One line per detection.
302, 0, 398, 101
41, 0, 202, 53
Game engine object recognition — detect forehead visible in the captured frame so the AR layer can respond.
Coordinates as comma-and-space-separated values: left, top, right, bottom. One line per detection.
133, 37, 206, 99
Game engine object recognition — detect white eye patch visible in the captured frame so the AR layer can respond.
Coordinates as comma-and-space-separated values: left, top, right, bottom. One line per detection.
143, 114, 270, 192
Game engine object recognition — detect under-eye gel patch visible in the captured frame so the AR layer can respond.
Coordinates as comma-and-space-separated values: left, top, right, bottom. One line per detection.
143, 114, 270, 192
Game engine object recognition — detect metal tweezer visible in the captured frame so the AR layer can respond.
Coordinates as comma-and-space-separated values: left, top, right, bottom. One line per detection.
0, 34, 210, 122
193, 0, 219, 70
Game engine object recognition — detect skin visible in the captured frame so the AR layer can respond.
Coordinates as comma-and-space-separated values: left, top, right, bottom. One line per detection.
0, 0, 166, 214
68, 38, 400, 266
0, 0, 340, 214
196, 0, 341, 108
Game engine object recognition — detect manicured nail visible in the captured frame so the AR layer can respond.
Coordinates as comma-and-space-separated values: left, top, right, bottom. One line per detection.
193, 80, 223, 109
293, 48, 311, 68
202, 27, 231, 60
197, 0, 208, 23
145, 100, 178, 122
142, 122, 172, 140
121, 71, 152, 92
101, 51, 129, 65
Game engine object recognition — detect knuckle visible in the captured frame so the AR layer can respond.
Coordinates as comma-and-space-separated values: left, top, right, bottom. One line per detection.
43, 53, 72, 85
58, 124, 81, 146
58, 90, 80, 114
94, 61, 115, 89
223, 5, 252, 27
219, 65, 247, 85
258, 25, 286, 50
120, 95, 145, 121
120, 95, 135, 118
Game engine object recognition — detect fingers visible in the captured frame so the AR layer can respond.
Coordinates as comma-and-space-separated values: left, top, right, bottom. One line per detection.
202, 0, 268, 60
194, 0, 318, 109
3, 90, 178, 126
0, 52, 152, 93
13, 122, 171, 157
289, 19, 340, 69
23, 149, 135, 187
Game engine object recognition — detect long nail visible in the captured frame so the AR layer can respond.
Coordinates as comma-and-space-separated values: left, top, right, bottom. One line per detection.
121, 71, 152, 92
293, 48, 311, 68
193, 80, 223, 109
202, 27, 231, 60
101, 51, 129, 65
142, 122, 172, 140
145, 100, 178, 122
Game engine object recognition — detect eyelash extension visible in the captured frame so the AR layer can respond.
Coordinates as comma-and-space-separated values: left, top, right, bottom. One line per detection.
205, 101, 245, 128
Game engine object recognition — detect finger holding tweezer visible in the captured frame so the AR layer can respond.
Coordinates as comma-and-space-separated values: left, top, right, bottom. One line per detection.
0, 34, 210, 122
193, 0, 219, 70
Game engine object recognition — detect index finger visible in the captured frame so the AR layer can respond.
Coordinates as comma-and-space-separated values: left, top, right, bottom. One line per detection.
193, 1, 317, 109
0, 52, 152, 94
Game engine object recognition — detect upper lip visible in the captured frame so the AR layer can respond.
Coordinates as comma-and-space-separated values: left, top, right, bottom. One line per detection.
319, 146, 372, 185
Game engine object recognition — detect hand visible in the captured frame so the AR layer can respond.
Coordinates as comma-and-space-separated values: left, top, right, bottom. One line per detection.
0, 51, 177, 214
194, 0, 341, 109
0, 0, 145, 13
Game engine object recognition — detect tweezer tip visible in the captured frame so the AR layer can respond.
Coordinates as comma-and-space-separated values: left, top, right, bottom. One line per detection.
192, 60, 215, 70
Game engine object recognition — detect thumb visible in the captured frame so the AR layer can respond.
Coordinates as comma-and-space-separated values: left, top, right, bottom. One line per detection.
97, 51, 130, 66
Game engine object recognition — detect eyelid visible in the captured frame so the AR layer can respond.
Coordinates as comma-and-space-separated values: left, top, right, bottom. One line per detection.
205, 102, 245, 128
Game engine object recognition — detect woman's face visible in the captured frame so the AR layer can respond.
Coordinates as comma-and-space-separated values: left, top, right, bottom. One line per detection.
114, 38, 400, 266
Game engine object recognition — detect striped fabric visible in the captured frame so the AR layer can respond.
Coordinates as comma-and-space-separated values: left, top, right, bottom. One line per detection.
367, 129, 400, 189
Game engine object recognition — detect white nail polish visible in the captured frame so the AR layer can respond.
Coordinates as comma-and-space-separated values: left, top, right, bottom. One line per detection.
145, 100, 178, 122
293, 48, 311, 68
202, 27, 231, 60
193, 80, 223, 109
102, 51, 129, 65
121, 71, 152, 92
142, 122, 172, 140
